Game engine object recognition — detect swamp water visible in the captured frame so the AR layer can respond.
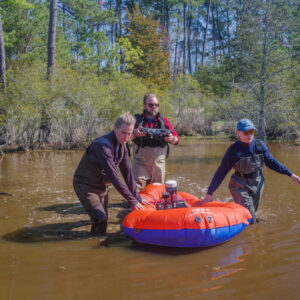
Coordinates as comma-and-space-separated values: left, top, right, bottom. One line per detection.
0, 138, 299, 299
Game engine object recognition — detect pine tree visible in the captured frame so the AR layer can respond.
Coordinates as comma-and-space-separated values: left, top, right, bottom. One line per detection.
124, 4, 171, 89
0, 15, 6, 90
0, 0, 32, 91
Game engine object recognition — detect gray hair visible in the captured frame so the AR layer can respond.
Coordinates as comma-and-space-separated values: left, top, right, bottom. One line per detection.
143, 93, 157, 104
114, 112, 136, 128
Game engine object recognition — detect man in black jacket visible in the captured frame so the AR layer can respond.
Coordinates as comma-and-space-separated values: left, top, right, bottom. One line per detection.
73, 113, 148, 236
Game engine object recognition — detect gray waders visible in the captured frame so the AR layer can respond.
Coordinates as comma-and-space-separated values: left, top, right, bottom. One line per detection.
228, 153, 264, 224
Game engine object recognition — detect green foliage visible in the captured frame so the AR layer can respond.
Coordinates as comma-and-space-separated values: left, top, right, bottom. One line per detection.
0, 0, 33, 12
118, 37, 144, 71
165, 74, 208, 135
124, 4, 171, 89
3, 1, 72, 64
60, 0, 117, 73
1, 61, 150, 148
1, 0, 299, 149
193, 60, 236, 97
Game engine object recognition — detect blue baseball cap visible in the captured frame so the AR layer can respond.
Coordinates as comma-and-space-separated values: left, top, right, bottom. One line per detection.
237, 119, 256, 132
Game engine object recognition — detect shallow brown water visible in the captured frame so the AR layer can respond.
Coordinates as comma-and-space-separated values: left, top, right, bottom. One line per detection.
0, 138, 299, 299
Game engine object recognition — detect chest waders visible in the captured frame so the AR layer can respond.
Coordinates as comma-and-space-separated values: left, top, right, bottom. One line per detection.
133, 113, 170, 158
228, 141, 265, 224
132, 114, 169, 189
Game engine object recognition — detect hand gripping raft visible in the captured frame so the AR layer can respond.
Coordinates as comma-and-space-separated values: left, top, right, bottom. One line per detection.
123, 183, 252, 248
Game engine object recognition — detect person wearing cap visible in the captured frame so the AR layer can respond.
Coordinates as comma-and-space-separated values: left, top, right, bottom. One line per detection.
203, 118, 300, 223
73, 113, 149, 236
132, 93, 179, 190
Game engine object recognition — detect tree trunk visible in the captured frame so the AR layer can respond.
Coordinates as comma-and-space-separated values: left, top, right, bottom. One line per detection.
226, 0, 231, 57
216, 5, 225, 56
116, 0, 122, 39
165, 2, 169, 35
201, 0, 211, 66
211, 3, 217, 61
110, 0, 114, 46
47, 0, 57, 79
62, 3, 66, 38
173, 13, 179, 78
0, 16, 6, 90
173, 38, 178, 78
43, 0, 57, 145
97, 24, 101, 76
117, 0, 124, 72
187, 11, 192, 74
258, 31, 268, 142
195, 7, 201, 68
183, 2, 186, 74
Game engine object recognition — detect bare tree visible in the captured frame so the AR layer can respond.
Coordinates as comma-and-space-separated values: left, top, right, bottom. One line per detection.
47, 0, 57, 79
0, 15, 6, 90
225, 0, 231, 57
40, 0, 57, 144
183, 2, 186, 74
187, 8, 192, 74
201, 0, 211, 65
211, 3, 217, 61
234, 0, 299, 141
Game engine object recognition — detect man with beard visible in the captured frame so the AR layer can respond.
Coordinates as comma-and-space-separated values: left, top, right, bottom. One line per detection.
132, 93, 179, 190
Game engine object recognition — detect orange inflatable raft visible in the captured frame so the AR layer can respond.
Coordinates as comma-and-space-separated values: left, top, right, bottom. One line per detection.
123, 183, 252, 248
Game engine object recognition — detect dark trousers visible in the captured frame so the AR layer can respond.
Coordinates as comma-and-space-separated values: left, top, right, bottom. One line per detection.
73, 180, 109, 223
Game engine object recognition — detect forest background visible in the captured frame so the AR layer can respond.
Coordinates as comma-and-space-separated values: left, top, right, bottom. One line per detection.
0, 0, 299, 151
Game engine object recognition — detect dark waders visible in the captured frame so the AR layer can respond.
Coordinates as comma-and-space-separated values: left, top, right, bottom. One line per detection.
229, 153, 264, 224
73, 181, 109, 235
73, 152, 111, 236
73, 132, 126, 236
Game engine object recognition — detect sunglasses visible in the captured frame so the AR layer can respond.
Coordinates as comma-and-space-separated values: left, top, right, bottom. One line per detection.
244, 129, 255, 135
147, 103, 159, 108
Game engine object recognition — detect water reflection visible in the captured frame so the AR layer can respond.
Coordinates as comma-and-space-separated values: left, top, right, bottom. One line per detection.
39, 203, 86, 215
209, 243, 252, 281
2, 200, 132, 244
2, 220, 91, 242
129, 239, 252, 280
194, 242, 252, 296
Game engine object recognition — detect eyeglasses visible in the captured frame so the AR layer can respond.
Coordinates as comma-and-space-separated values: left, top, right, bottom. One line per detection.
147, 103, 159, 108
244, 130, 255, 135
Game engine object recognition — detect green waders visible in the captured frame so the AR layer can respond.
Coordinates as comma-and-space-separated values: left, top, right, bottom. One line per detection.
228, 153, 264, 223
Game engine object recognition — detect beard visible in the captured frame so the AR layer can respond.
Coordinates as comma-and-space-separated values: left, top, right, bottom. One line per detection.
143, 109, 158, 118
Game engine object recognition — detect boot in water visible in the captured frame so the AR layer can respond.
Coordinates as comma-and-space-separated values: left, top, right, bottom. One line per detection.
91, 220, 107, 236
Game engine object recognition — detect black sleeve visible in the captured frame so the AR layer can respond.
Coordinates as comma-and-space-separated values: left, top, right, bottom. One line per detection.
90, 142, 140, 205
119, 146, 141, 200
207, 145, 237, 195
